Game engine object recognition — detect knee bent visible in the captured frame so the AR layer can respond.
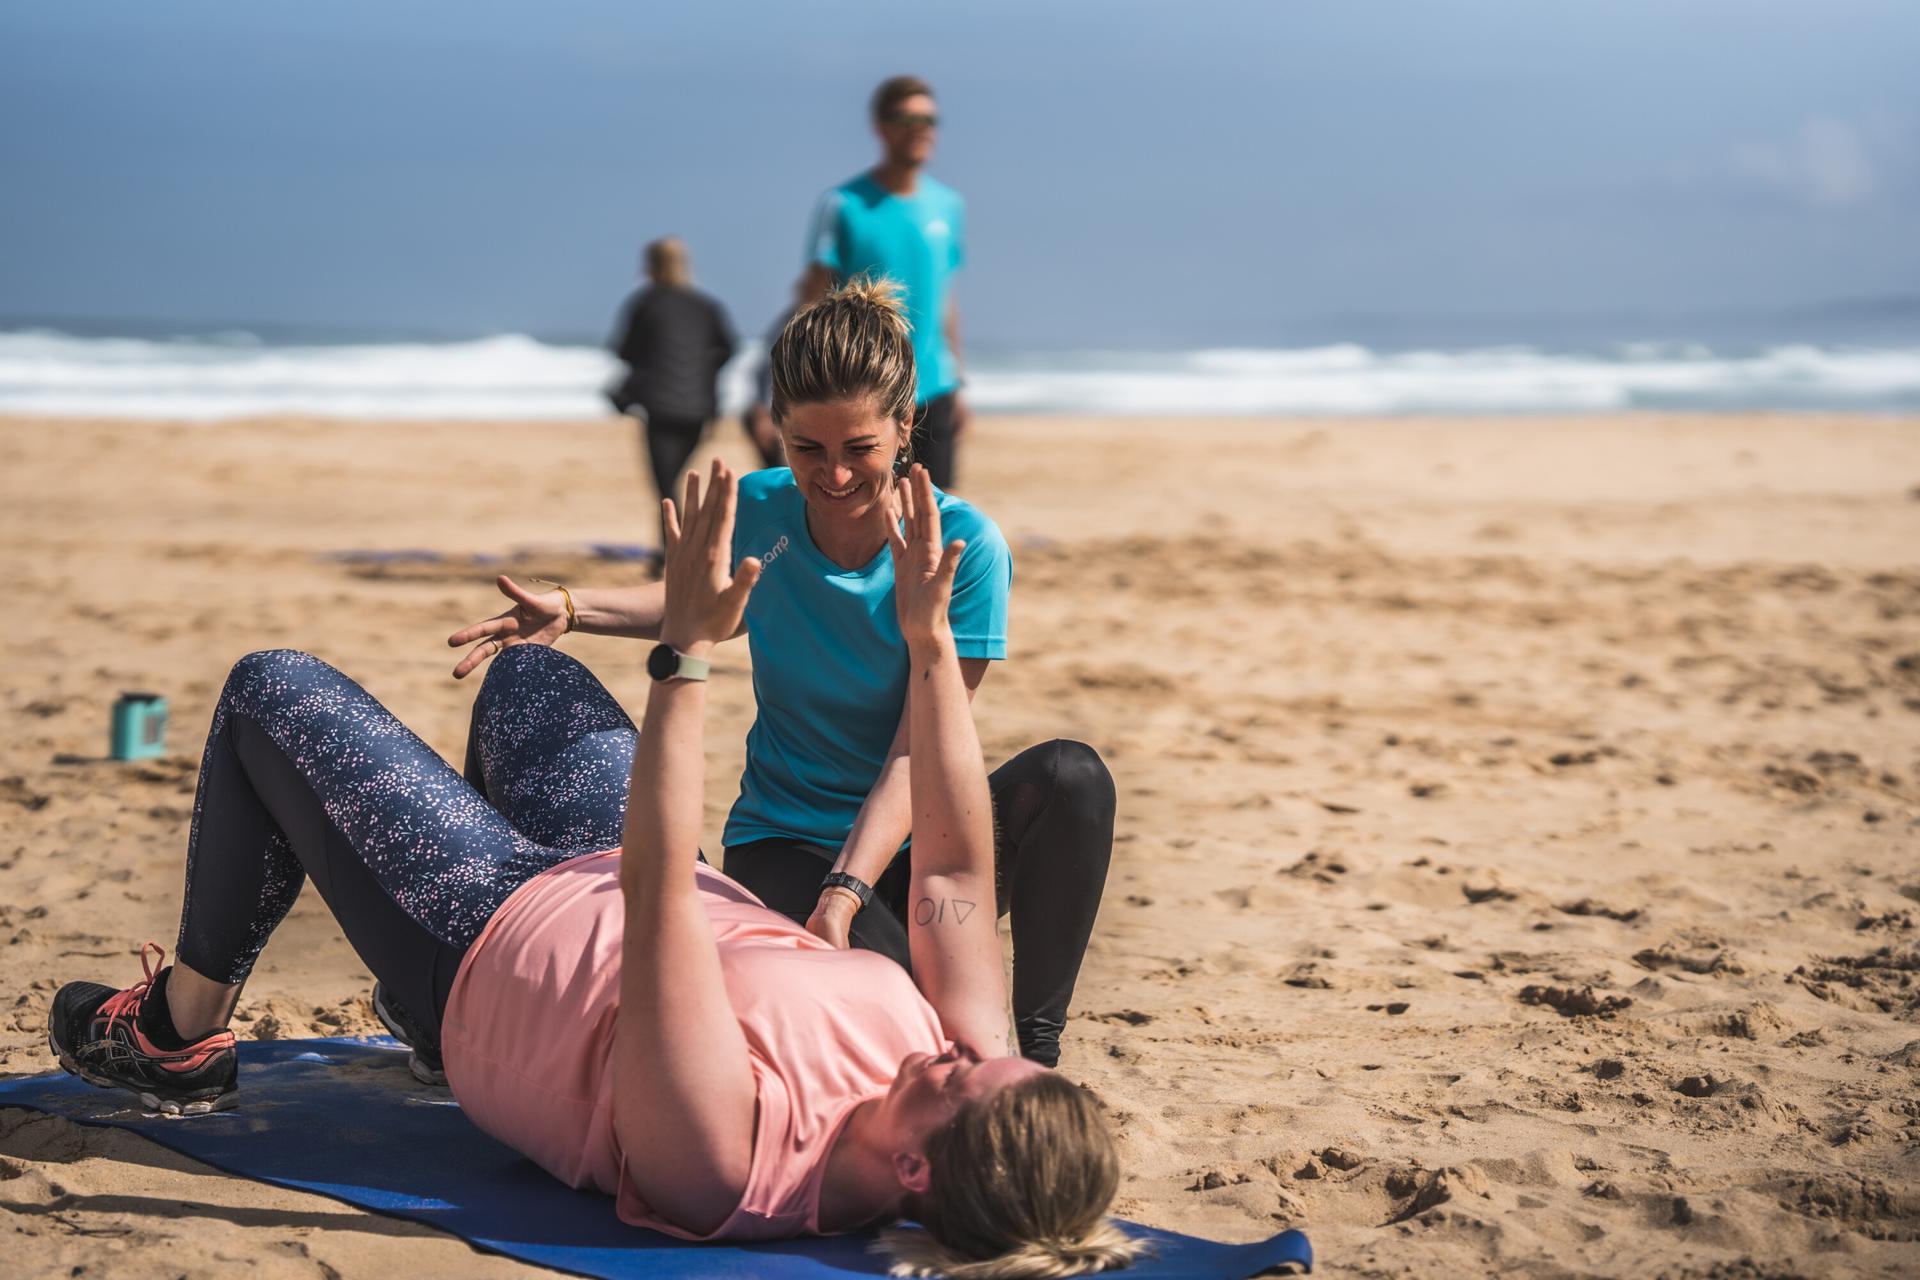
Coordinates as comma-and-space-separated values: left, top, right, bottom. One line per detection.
475, 641, 576, 707
1043, 739, 1116, 812
227, 648, 327, 685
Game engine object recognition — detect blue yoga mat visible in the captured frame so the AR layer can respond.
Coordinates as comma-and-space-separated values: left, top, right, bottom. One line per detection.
0, 1037, 1312, 1279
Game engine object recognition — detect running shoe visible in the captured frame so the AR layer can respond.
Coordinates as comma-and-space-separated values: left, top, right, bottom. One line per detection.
48, 943, 237, 1116
371, 981, 447, 1086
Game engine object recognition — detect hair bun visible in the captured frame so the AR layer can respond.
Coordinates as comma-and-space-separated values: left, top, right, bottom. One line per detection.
768, 274, 919, 424
832, 274, 909, 326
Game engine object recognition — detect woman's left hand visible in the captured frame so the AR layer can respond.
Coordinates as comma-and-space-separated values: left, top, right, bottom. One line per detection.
659, 459, 761, 652
886, 464, 965, 645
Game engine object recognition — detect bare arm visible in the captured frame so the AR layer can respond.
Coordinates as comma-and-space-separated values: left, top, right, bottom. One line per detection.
887, 468, 1010, 1054
611, 462, 764, 1235
571, 581, 668, 638
944, 295, 964, 382
801, 262, 835, 304
613, 672, 756, 1234
448, 577, 747, 680
944, 296, 970, 437
808, 658, 989, 946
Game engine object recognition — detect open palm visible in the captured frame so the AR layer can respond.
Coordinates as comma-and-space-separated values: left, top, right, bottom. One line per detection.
886, 465, 965, 644
660, 459, 762, 651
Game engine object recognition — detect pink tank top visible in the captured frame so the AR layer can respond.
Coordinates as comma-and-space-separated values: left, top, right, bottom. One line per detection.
440, 851, 946, 1241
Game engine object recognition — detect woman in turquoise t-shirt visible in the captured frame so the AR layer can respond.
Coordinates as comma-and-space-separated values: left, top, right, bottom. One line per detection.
446, 280, 1112, 1066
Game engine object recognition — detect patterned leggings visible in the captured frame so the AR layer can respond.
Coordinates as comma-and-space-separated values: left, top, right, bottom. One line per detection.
175, 646, 636, 1034
177, 644, 1113, 1061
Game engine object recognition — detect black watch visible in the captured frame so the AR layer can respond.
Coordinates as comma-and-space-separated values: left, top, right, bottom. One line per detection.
820, 871, 874, 910
647, 644, 712, 683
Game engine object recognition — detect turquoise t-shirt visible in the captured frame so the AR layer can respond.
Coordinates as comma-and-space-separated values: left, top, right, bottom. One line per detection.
806, 173, 966, 402
723, 467, 1010, 851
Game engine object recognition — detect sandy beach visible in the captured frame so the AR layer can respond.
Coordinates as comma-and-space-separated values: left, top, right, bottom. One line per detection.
2, 411, 1917, 1278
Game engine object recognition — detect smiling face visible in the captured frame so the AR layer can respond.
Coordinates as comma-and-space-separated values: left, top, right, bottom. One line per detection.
781, 398, 911, 530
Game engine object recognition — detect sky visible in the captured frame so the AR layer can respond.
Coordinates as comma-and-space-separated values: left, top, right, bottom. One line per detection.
2, 1, 1917, 348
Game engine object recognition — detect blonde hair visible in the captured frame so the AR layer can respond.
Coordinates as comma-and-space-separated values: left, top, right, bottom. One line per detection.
645, 237, 691, 287
769, 276, 917, 427
877, 1074, 1145, 1279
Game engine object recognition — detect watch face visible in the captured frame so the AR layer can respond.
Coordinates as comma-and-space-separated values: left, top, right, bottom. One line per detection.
647, 644, 677, 681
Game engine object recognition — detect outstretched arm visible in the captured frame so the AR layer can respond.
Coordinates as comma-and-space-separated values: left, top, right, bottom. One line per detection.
945, 296, 969, 438
611, 461, 765, 1235
888, 467, 1010, 1055
446, 578, 669, 679
446, 564, 755, 680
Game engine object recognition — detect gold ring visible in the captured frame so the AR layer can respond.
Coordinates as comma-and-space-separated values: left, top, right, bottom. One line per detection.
490, 638, 504, 657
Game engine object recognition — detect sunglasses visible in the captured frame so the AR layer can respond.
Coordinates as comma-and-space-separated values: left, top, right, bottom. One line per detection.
884, 111, 940, 129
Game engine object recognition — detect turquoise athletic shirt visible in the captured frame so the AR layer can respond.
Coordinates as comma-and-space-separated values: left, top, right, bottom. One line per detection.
723, 467, 1010, 851
806, 172, 967, 402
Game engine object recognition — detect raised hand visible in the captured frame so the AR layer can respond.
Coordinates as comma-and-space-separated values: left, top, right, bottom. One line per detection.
447, 576, 569, 679
885, 464, 965, 645
659, 459, 762, 652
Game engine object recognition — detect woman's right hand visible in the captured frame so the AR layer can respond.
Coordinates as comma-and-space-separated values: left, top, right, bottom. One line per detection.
659, 460, 762, 652
805, 892, 855, 949
447, 576, 569, 679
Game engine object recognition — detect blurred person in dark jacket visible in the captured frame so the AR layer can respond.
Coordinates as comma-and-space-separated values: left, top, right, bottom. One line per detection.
738, 279, 811, 472
607, 238, 737, 541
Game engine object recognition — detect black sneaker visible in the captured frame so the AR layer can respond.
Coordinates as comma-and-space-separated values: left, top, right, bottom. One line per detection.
48, 943, 238, 1117
371, 982, 447, 1086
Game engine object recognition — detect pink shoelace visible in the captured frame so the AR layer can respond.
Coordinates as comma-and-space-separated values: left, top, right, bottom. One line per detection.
97, 941, 168, 1039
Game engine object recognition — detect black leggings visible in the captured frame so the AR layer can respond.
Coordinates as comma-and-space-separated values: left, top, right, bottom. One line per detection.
640, 411, 706, 530
175, 647, 636, 1037
912, 392, 959, 490
723, 740, 1114, 1065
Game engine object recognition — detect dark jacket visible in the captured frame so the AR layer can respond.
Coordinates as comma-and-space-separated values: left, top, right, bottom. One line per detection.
607, 283, 737, 420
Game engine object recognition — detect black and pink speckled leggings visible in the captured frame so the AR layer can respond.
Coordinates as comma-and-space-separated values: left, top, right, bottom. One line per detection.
175, 646, 636, 1034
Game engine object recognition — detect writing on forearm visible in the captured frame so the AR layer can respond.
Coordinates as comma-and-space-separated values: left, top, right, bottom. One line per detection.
913, 897, 977, 925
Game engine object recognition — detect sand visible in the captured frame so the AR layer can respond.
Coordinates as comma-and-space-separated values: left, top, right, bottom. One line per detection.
2, 411, 1917, 1278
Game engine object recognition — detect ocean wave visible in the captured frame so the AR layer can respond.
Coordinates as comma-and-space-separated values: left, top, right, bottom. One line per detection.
965, 343, 1920, 415
0, 330, 623, 420
1, 329, 1916, 419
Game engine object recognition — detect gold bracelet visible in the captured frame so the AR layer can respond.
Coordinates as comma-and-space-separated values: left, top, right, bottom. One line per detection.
531, 578, 578, 633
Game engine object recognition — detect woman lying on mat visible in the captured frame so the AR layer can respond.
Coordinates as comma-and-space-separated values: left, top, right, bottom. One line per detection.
49, 461, 1141, 1277
443, 279, 1112, 1070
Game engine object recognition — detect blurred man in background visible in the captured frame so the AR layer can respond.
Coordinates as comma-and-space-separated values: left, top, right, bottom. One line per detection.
738, 278, 804, 472
802, 75, 969, 488
606, 237, 736, 543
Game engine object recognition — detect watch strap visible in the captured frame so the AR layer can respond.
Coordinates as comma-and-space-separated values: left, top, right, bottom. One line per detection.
649, 643, 712, 682
820, 871, 874, 909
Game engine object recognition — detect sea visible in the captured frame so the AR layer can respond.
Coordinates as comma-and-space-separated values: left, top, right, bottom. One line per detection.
3, 304, 1918, 420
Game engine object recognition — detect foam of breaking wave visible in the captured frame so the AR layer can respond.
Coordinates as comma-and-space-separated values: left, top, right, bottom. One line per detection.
0, 330, 624, 420
1, 328, 1915, 419
965, 343, 1920, 415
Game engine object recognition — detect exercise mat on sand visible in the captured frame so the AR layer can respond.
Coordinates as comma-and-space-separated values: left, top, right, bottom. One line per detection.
0, 1037, 1313, 1279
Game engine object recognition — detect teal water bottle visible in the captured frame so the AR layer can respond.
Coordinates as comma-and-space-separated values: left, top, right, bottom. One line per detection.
111, 692, 169, 761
